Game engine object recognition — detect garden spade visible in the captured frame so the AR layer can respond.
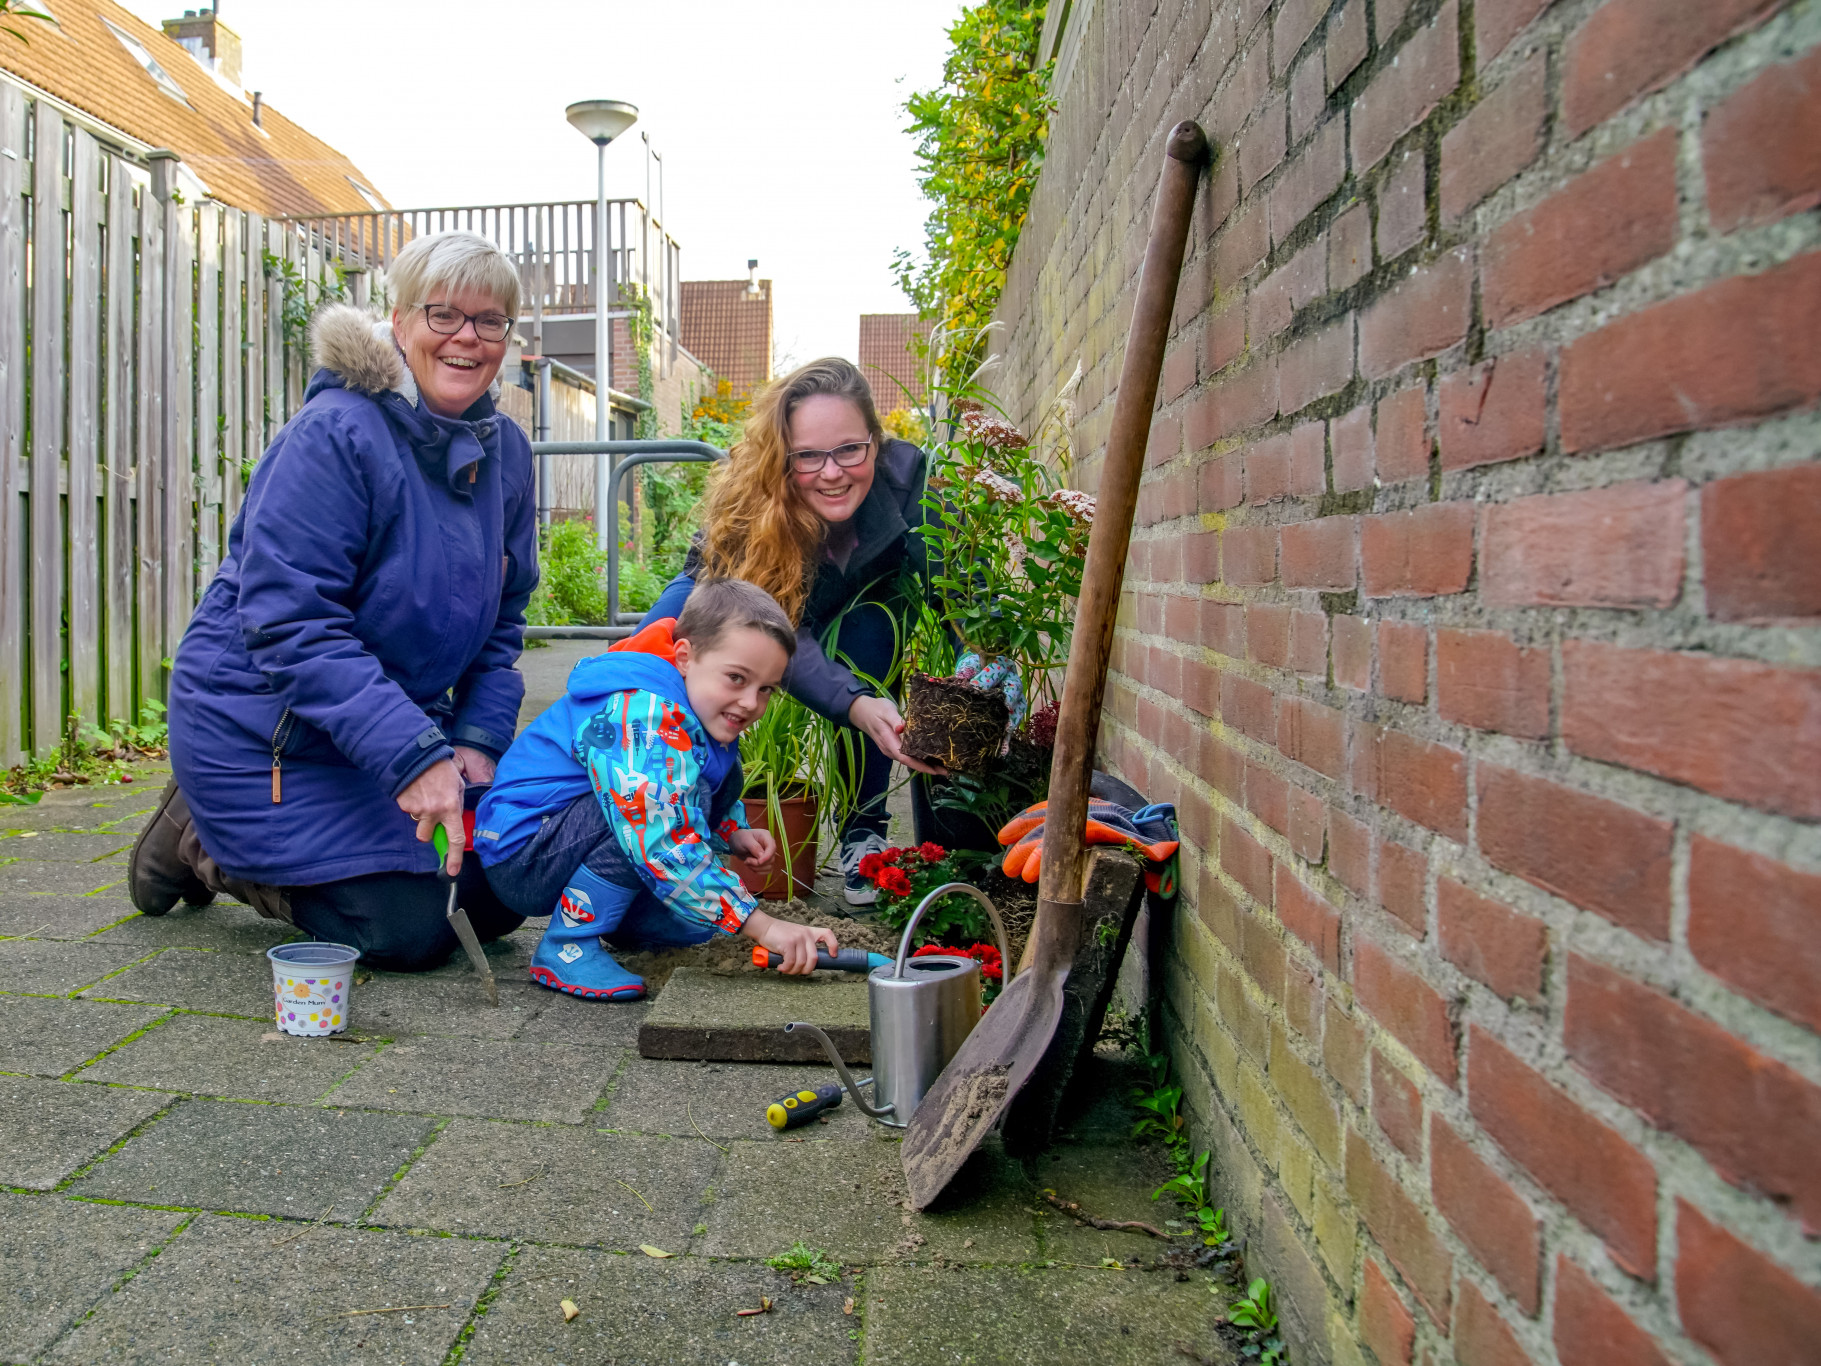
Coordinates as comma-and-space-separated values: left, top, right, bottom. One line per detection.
902, 120, 1208, 1211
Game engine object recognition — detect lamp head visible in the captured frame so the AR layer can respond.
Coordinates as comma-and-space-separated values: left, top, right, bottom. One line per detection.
566, 100, 639, 146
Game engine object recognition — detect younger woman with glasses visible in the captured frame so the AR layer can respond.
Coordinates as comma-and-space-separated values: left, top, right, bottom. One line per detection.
640, 357, 945, 904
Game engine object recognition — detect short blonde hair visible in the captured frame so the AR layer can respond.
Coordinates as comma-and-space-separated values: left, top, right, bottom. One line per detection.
387, 231, 520, 320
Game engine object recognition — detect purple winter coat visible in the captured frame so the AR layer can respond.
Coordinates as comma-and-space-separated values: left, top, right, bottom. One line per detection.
169, 305, 538, 885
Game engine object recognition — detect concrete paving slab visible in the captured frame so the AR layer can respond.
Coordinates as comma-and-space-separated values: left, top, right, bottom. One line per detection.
699, 1138, 1040, 1265
0, 859, 131, 895
462, 1244, 859, 1366
0, 938, 154, 995
405, 921, 541, 979
0, 1192, 187, 1363
0, 1075, 173, 1190
45, 1212, 503, 1366
83, 946, 278, 1018
326, 1035, 621, 1124
0, 893, 140, 939
80, 1012, 381, 1103
640, 966, 871, 1064
371, 1118, 718, 1249
1030, 1143, 1179, 1265
0, 830, 134, 861
67, 1097, 438, 1218
602, 1056, 878, 1141
353, 970, 545, 1040
0, 993, 165, 1077
861, 1264, 1231, 1365
523, 988, 650, 1050
97, 900, 301, 954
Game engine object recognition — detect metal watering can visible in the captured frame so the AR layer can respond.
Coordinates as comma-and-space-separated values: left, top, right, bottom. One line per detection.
787, 882, 1009, 1129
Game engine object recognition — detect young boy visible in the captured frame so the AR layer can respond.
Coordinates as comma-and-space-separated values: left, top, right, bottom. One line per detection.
476, 579, 838, 1000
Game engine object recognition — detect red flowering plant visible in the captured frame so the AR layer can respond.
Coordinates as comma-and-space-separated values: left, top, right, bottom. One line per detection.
912, 940, 1006, 1004
857, 842, 996, 948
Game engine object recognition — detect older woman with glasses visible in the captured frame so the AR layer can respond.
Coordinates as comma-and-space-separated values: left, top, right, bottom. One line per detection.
130, 231, 539, 970
638, 357, 954, 906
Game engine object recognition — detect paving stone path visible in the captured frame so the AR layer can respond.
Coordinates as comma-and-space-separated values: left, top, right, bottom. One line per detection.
1, 765, 1237, 1364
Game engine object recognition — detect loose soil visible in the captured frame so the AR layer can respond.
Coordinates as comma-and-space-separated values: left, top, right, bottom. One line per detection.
614, 902, 899, 992
902, 674, 1009, 774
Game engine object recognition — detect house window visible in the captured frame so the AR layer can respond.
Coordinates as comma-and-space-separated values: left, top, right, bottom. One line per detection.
347, 178, 385, 212
102, 19, 190, 105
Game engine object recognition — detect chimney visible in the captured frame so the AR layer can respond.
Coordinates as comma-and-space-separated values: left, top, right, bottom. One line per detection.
250, 90, 262, 127
162, 8, 243, 88
746, 259, 760, 298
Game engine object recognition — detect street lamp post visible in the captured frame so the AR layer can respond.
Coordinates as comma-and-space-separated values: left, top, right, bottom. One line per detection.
566, 99, 639, 550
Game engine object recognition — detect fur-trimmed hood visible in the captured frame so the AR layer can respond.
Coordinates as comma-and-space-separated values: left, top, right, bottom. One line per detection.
308, 304, 412, 398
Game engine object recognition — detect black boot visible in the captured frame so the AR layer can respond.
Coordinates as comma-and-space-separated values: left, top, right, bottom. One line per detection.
128, 780, 215, 916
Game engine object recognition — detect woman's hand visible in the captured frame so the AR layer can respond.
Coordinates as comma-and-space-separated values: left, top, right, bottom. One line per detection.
729, 827, 777, 871
452, 745, 496, 786
396, 758, 466, 875
848, 694, 946, 776
739, 908, 838, 975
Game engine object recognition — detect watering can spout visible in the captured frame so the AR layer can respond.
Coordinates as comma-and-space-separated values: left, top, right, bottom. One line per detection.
785, 1022, 895, 1120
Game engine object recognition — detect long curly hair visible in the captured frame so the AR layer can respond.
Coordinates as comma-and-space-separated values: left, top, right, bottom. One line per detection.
697, 357, 886, 623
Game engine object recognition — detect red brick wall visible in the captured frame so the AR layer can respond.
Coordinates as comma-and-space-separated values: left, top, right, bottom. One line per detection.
991, 2, 1821, 1363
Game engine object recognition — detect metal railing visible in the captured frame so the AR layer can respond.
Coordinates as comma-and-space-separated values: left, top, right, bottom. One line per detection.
524, 439, 725, 641
280, 198, 682, 373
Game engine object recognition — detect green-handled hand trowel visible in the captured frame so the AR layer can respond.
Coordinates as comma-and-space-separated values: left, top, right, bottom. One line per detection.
434, 820, 499, 1007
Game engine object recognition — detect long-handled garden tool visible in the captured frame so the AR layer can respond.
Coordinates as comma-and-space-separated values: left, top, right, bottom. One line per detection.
902, 120, 1209, 1211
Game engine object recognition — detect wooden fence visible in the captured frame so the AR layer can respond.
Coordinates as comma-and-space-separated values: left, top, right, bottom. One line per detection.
0, 86, 349, 768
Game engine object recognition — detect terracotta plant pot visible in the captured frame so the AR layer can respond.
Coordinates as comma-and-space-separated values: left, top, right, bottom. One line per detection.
901, 674, 1009, 775
730, 791, 819, 901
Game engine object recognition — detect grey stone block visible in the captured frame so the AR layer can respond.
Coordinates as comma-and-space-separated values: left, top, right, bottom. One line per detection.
80, 1012, 382, 1103
353, 970, 545, 1040
523, 989, 650, 1050
371, 1117, 718, 1250
0, 830, 134, 862
0, 1075, 172, 1190
98, 900, 301, 954
462, 1244, 859, 1366
699, 1138, 1040, 1265
0, 938, 154, 995
325, 1035, 621, 1124
860, 1265, 1231, 1365
0, 993, 165, 1077
640, 967, 871, 1064
1029, 1143, 1179, 1265
602, 1056, 878, 1142
67, 1097, 437, 1218
0, 1192, 186, 1363
0, 893, 140, 939
0, 859, 131, 895
84, 946, 277, 1018
45, 1212, 503, 1365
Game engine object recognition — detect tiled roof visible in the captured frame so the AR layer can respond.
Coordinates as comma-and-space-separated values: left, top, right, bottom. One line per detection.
679, 278, 772, 394
0, 0, 387, 218
858, 313, 932, 410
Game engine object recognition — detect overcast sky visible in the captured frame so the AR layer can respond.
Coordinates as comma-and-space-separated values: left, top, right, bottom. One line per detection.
120, 0, 963, 366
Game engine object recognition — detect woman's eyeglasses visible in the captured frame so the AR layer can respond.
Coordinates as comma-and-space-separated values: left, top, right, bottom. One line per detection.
787, 437, 874, 475
418, 303, 513, 344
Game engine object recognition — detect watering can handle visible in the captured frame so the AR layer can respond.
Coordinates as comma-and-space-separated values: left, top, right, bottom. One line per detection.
784, 1023, 895, 1120
891, 882, 1011, 981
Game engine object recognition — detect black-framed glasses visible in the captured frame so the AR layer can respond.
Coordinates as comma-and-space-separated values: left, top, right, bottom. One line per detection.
786, 436, 874, 474
418, 303, 513, 343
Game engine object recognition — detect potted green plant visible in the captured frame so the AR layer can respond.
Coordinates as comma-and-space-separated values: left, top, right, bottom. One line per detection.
903, 403, 1093, 775
732, 692, 852, 901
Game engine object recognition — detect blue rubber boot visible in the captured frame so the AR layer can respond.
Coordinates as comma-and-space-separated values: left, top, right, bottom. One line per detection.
527, 866, 645, 1001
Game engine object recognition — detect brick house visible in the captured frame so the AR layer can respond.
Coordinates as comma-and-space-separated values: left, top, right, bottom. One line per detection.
858, 312, 933, 412
0, 1, 386, 217
680, 267, 773, 396
989, 1, 1821, 1364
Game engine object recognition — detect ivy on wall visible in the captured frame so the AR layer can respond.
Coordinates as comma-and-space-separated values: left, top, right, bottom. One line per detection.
894, 0, 1054, 390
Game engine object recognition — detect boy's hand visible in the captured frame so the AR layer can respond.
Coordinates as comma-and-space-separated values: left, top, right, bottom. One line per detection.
740, 909, 838, 975
730, 827, 777, 871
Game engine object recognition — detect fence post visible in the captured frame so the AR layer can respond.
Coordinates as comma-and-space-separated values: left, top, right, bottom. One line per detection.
67, 129, 102, 729
0, 85, 26, 768
29, 100, 67, 757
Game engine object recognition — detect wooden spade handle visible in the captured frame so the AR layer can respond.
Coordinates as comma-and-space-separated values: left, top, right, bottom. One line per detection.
1032, 121, 1209, 955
